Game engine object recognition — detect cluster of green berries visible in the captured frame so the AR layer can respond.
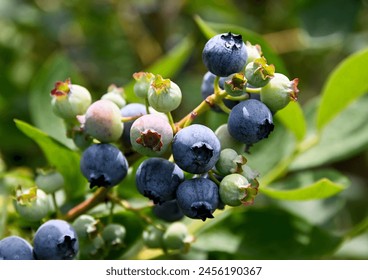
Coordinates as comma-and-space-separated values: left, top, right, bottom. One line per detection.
3, 32, 299, 258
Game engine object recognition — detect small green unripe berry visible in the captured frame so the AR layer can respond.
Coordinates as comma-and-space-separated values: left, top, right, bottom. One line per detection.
260, 73, 299, 113
133, 72, 155, 99
245, 41, 262, 64
35, 169, 64, 194
215, 148, 247, 176
215, 124, 245, 154
245, 57, 275, 87
147, 75, 182, 113
72, 214, 100, 241
101, 84, 126, 108
162, 222, 191, 250
219, 174, 258, 207
13, 187, 50, 221
142, 225, 164, 249
51, 78, 92, 120
224, 73, 247, 97
84, 100, 123, 143
102, 224, 126, 249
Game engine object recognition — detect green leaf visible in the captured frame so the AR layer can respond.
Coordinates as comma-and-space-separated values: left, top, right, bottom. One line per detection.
275, 101, 307, 142
29, 53, 83, 149
124, 36, 195, 103
260, 169, 349, 200
14, 120, 87, 199
292, 94, 368, 170
316, 48, 368, 130
194, 15, 288, 74
196, 206, 343, 259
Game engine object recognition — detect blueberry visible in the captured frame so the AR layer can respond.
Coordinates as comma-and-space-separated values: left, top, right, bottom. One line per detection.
35, 169, 64, 194
130, 114, 173, 157
202, 32, 248, 77
201, 71, 238, 112
0, 236, 34, 260
80, 143, 129, 188
260, 73, 299, 113
142, 225, 164, 249
147, 75, 182, 113
227, 99, 274, 145
51, 78, 92, 120
120, 103, 147, 150
162, 222, 191, 250
33, 219, 79, 260
172, 124, 221, 174
133, 72, 155, 99
102, 224, 126, 249
152, 199, 184, 222
13, 187, 51, 222
136, 158, 184, 204
245, 57, 275, 88
101, 84, 126, 109
176, 178, 219, 221
214, 124, 245, 154
84, 100, 123, 143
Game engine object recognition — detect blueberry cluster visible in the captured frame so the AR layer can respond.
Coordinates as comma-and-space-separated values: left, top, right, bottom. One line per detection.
3, 32, 299, 258
0, 220, 78, 260
49, 32, 298, 223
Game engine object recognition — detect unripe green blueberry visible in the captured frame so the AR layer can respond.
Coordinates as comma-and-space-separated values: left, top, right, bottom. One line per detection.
260, 73, 299, 113
215, 124, 245, 154
13, 187, 50, 221
79, 236, 105, 260
35, 169, 64, 194
142, 225, 164, 249
51, 78, 92, 120
102, 224, 126, 249
133, 72, 155, 99
101, 84, 126, 108
215, 148, 247, 176
219, 174, 258, 207
147, 75, 182, 113
130, 114, 173, 157
245, 41, 262, 64
224, 73, 247, 97
84, 100, 123, 143
245, 57, 275, 87
162, 222, 190, 250
72, 214, 100, 241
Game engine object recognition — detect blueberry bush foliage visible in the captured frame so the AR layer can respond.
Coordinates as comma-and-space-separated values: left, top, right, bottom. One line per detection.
1, 0, 368, 260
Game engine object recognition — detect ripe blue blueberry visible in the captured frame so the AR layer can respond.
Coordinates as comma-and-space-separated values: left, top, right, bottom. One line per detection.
176, 178, 219, 221
0, 236, 34, 260
33, 219, 79, 260
202, 32, 248, 77
80, 143, 129, 188
152, 199, 184, 222
172, 124, 221, 174
136, 158, 184, 204
201, 71, 238, 112
227, 99, 274, 145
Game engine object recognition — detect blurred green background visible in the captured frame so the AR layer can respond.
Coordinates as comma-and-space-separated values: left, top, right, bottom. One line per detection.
1, 0, 368, 259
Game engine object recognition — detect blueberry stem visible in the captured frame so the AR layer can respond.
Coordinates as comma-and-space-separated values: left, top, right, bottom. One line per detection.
225, 93, 250, 101
166, 112, 176, 133
144, 97, 151, 114
208, 170, 221, 185
246, 87, 261, 94
216, 99, 231, 114
51, 192, 61, 218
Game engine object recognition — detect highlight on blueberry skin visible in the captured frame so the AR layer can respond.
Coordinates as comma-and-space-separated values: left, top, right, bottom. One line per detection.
33, 219, 79, 260
80, 143, 129, 188
227, 99, 274, 145
172, 124, 221, 174
202, 32, 248, 77
136, 158, 185, 204
176, 178, 219, 221
0, 236, 34, 260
